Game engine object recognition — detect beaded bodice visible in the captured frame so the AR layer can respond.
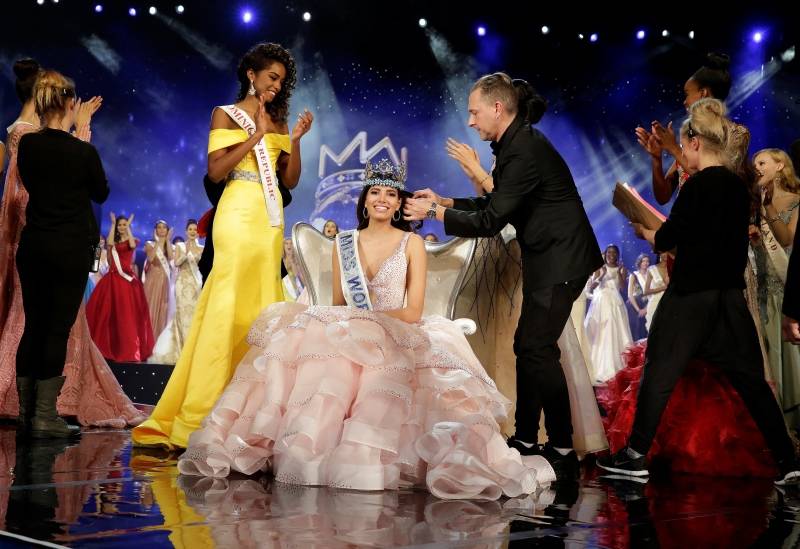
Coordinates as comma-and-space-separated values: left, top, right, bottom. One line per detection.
364, 231, 410, 312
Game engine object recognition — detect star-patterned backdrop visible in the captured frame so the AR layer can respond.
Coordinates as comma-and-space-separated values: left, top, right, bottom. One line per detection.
2, 2, 799, 269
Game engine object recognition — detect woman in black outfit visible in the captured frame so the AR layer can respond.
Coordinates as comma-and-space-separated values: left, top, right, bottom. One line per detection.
598, 98, 800, 485
16, 69, 109, 437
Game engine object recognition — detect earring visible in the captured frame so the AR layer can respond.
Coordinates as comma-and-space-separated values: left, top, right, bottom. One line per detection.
393, 209, 401, 221
248, 80, 256, 96
363, 207, 369, 219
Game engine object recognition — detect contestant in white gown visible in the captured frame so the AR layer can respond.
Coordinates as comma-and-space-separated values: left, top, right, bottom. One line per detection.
584, 245, 632, 385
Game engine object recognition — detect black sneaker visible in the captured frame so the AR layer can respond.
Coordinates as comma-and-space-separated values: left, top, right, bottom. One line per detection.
507, 436, 541, 456
597, 447, 649, 478
541, 443, 580, 482
775, 457, 800, 486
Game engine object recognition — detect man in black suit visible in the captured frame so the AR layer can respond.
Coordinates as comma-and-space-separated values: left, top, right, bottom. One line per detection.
405, 73, 602, 479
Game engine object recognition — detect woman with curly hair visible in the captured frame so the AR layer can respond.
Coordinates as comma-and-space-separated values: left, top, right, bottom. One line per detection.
133, 42, 314, 449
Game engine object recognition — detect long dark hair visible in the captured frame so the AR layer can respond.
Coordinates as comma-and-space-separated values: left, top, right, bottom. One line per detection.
114, 216, 129, 243
513, 78, 547, 125
153, 220, 170, 255
235, 42, 296, 124
691, 52, 732, 101
355, 185, 422, 233
14, 58, 40, 104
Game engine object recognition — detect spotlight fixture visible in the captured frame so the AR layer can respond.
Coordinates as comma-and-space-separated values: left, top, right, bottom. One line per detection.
661, 29, 669, 37
94, 4, 103, 12
477, 25, 486, 37
781, 46, 796, 63
541, 25, 549, 35
36, 0, 45, 4
242, 10, 253, 23
578, 33, 584, 40
589, 33, 598, 42
636, 29, 646, 40
418, 18, 427, 28
148, 6, 157, 15
689, 30, 695, 39
128, 7, 137, 16
752, 31, 764, 43
176, 4, 185, 13
303, 11, 312, 22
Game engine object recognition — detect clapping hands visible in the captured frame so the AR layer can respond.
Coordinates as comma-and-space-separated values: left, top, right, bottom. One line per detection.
291, 109, 314, 142
636, 121, 679, 159
73, 96, 103, 142
446, 138, 481, 176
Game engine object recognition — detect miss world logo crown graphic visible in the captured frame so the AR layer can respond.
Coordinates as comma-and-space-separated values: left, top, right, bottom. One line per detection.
309, 132, 408, 230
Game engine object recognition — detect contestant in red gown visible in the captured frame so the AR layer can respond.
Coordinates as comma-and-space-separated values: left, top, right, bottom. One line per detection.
87, 214, 155, 362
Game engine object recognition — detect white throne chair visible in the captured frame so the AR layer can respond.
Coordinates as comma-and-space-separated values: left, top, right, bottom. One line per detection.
291, 222, 477, 333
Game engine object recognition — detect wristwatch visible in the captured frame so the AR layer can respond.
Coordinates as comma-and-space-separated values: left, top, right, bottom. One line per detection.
426, 202, 438, 220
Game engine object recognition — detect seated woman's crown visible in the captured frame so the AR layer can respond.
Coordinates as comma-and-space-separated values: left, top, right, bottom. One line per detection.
364, 158, 407, 191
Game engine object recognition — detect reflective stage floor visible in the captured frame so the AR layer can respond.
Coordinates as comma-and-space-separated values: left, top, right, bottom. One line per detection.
0, 427, 797, 548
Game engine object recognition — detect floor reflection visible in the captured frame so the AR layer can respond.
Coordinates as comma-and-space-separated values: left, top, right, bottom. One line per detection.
0, 428, 798, 548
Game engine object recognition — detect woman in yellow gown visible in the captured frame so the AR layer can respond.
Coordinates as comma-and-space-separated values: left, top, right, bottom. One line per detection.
133, 42, 314, 449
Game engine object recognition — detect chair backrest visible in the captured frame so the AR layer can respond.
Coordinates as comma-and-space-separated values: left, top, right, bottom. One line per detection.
292, 222, 335, 306
291, 222, 476, 319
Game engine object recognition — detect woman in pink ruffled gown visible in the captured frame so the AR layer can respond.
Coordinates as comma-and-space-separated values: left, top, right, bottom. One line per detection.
0, 58, 144, 428
179, 160, 556, 500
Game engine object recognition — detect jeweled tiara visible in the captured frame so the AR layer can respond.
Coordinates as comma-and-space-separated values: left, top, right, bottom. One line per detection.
363, 158, 407, 191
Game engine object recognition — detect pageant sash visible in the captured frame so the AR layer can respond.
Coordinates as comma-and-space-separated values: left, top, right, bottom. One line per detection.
181, 242, 203, 287
759, 211, 790, 285
633, 271, 648, 301
111, 245, 134, 282
219, 105, 282, 227
336, 230, 373, 310
153, 241, 172, 283
647, 265, 664, 291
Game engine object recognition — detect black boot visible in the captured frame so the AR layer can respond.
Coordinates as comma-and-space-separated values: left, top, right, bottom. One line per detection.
15, 377, 34, 431
30, 376, 80, 439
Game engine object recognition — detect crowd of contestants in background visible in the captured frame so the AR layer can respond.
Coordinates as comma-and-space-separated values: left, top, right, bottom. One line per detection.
0, 48, 798, 462
72, 212, 453, 364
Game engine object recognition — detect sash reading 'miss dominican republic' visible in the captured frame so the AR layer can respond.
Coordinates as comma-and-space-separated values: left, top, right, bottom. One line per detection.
336, 230, 373, 310
218, 104, 283, 227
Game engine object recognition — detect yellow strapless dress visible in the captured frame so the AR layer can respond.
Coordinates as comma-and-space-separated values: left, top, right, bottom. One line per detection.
132, 129, 290, 449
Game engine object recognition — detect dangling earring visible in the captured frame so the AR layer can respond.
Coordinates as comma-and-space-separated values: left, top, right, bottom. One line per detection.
363, 207, 369, 219
248, 80, 256, 96
393, 209, 401, 221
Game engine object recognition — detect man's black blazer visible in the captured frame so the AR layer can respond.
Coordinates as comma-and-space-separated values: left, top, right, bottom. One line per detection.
444, 116, 603, 289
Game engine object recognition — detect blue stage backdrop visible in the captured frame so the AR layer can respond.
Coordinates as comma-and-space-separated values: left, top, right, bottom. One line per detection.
2, 3, 798, 270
